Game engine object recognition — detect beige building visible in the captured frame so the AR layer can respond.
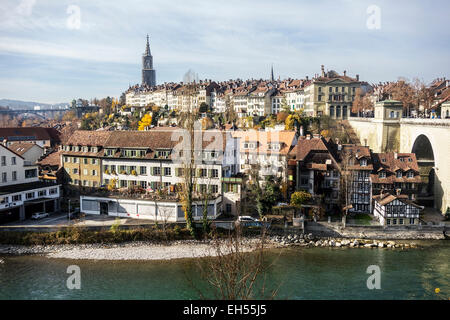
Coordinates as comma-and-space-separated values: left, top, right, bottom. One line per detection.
304, 66, 361, 118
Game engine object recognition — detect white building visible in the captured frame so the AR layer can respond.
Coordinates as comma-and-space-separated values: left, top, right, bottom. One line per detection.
0, 144, 60, 223
373, 193, 422, 226
65, 129, 243, 219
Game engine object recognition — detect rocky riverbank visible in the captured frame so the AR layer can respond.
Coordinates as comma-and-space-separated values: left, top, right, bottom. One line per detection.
269, 233, 421, 248
0, 238, 267, 261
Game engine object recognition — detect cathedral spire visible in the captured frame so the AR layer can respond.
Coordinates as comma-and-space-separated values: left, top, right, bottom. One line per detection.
145, 34, 151, 56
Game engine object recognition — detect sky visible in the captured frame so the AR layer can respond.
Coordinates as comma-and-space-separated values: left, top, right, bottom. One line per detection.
0, 0, 449, 104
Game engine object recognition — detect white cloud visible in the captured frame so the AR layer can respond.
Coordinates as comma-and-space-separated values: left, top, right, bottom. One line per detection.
15, 0, 36, 17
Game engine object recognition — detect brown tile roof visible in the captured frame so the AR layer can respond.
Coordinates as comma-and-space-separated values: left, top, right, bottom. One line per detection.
232, 130, 296, 155
373, 192, 423, 208
65, 130, 112, 147
0, 127, 60, 143
294, 136, 329, 161
371, 152, 421, 184
38, 150, 62, 167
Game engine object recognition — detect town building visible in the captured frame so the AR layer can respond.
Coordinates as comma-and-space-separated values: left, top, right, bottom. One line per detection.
8, 142, 44, 164
303, 66, 361, 118
289, 135, 340, 213
0, 144, 60, 224
232, 130, 297, 187
371, 152, 421, 201
373, 192, 422, 226
339, 144, 373, 214
0, 127, 61, 152
61, 129, 242, 219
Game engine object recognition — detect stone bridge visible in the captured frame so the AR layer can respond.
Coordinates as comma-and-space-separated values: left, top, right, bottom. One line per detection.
347, 116, 450, 214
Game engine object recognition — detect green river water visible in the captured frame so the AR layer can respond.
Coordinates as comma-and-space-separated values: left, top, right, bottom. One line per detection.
0, 242, 449, 300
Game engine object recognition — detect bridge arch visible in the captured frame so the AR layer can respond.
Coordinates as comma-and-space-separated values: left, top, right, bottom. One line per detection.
411, 134, 436, 206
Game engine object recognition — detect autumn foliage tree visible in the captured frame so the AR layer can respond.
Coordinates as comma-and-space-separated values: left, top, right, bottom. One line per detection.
138, 113, 152, 131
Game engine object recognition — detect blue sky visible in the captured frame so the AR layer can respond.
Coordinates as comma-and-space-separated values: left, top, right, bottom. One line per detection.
0, 0, 449, 103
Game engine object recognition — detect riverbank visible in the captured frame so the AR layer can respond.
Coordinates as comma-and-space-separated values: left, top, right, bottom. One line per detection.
0, 235, 447, 261
0, 238, 270, 261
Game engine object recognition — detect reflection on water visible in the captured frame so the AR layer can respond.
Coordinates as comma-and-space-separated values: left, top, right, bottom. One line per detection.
0, 243, 448, 300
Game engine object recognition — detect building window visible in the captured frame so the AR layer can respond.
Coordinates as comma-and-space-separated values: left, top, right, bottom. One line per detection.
211, 169, 219, 178
83, 169, 88, 175
379, 171, 386, 178
12, 157, 16, 165
140, 166, 147, 175
396, 171, 402, 178
152, 167, 161, 176
409, 218, 415, 224
38, 190, 47, 197
12, 171, 17, 181
73, 168, 79, 174
210, 184, 219, 194
1, 172, 6, 182
49, 188, 57, 195
407, 171, 414, 178
26, 192, 34, 199
1, 156, 5, 166
387, 219, 390, 225
360, 159, 367, 166
399, 218, 404, 225
92, 170, 97, 176
164, 167, 171, 176
25, 169, 37, 178
13, 194, 21, 201
393, 219, 397, 225
84, 158, 88, 164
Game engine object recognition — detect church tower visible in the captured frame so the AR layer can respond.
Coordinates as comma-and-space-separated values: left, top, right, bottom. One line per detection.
142, 35, 156, 87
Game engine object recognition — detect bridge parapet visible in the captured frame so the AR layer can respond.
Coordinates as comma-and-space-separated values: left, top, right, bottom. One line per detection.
400, 118, 450, 127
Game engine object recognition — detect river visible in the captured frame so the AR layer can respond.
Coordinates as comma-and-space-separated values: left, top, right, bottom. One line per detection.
0, 242, 448, 300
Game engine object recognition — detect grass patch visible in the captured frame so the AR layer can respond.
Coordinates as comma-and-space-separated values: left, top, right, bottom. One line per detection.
350, 214, 373, 226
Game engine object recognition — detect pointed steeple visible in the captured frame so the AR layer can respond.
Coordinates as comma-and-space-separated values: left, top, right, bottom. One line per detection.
271, 64, 274, 81
145, 34, 151, 56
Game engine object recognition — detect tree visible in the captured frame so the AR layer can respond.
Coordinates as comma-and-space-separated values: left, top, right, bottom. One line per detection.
138, 113, 152, 131
178, 76, 200, 238
352, 88, 374, 116
320, 129, 330, 138
276, 111, 289, 123
290, 191, 312, 209
389, 79, 415, 116
281, 96, 290, 113
190, 226, 278, 299
201, 117, 214, 130
224, 94, 237, 124
338, 149, 354, 227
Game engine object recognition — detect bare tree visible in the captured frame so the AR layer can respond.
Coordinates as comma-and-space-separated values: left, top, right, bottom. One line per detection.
189, 226, 280, 300
338, 149, 354, 228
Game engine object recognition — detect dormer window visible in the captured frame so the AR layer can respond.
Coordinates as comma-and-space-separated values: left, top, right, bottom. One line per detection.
360, 158, 367, 166
407, 171, 414, 178
396, 170, 403, 178
267, 143, 281, 151
379, 171, 386, 178
243, 142, 256, 149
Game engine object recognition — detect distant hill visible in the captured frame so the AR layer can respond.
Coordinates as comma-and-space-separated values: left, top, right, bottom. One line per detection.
0, 99, 69, 110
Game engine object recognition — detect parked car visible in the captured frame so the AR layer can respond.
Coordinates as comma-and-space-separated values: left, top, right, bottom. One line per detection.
31, 212, 49, 220
238, 216, 260, 222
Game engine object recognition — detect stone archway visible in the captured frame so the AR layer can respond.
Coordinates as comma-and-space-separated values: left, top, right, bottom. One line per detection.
411, 134, 435, 206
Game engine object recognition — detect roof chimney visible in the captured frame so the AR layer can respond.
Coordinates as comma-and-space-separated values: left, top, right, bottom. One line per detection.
343, 70, 347, 77
306, 76, 309, 81
321, 65, 325, 77
356, 74, 360, 81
